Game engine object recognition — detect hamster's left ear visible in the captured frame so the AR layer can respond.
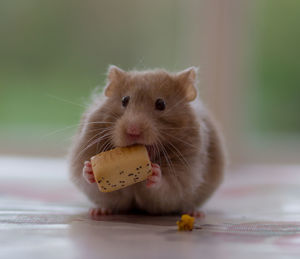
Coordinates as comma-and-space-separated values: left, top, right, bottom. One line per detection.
177, 67, 198, 102
104, 65, 125, 97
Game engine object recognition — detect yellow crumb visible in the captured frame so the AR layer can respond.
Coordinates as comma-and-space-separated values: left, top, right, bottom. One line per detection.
176, 214, 195, 231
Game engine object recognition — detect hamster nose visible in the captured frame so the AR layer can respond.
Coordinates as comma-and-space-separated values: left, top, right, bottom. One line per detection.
126, 125, 141, 139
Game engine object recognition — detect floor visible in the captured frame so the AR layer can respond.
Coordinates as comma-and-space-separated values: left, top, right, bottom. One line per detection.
1, 156, 300, 259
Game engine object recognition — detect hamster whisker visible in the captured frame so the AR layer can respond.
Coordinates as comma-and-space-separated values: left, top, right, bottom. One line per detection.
81, 129, 113, 152
88, 132, 113, 149
75, 138, 101, 161
76, 136, 112, 161
165, 141, 191, 170
96, 131, 114, 153
153, 143, 159, 164
83, 130, 113, 149
43, 121, 114, 138
43, 124, 80, 138
101, 139, 113, 153
160, 131, 200, 150
87, 126, 114, 133
75, 132, 113, 160
157, 137, 176, 177
82, 132, 112, 153
46, 93, 87, 108
96, 138, 109, 154
85, 121, 115, 125
154, 143, 162, 166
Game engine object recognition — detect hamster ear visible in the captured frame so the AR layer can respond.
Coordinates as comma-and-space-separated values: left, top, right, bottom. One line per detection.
104, 65, 125, 97
177, 67, 198, 102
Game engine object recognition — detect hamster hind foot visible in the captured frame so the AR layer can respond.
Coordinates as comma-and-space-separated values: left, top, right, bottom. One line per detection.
89, 208, 113, 218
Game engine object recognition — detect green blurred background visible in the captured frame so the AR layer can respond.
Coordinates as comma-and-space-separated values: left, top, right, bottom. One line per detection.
0, 0, 299, 163
249, 0, 300, 135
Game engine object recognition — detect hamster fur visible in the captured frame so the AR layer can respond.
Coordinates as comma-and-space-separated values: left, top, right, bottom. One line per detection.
68, 65, 226, 215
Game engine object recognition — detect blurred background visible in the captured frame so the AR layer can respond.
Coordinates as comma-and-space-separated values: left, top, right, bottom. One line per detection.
0, 0, 299, 165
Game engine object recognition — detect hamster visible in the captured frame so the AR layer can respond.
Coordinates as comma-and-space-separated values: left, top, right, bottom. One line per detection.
68, 65, 226, 216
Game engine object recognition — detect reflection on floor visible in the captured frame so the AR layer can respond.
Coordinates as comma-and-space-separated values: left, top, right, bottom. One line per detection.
1, 156, 300, 258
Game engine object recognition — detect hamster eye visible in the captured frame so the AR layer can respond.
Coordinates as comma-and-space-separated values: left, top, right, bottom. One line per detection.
122, 96, 130, 107
155, 98, 165, 111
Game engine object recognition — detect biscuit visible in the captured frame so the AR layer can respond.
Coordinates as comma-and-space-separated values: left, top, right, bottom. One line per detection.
91, 145, 152, 192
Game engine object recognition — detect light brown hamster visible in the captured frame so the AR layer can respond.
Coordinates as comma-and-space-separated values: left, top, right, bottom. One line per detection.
68, 65, 226, 216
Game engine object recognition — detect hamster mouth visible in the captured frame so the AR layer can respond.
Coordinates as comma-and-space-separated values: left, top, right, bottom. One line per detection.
117, 139, 159, 164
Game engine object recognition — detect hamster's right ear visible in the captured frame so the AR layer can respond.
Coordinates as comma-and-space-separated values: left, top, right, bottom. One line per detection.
176, 67, 198, 102
104, 65, 125, 97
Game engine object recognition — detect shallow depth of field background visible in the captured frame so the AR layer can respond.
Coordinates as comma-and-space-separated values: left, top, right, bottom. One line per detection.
0, 0, 299, 165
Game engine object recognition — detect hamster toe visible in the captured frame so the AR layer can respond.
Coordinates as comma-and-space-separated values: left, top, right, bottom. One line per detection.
150, 163, 162, 177
89, 208, 113, 218
84, 161, 92, 167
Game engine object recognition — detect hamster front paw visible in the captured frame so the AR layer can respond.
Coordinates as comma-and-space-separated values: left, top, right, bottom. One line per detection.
82, 161, 96, 184
146, 163, 162, 188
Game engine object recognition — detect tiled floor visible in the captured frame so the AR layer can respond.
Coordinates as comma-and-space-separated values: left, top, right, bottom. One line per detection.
1, 156, 300, 258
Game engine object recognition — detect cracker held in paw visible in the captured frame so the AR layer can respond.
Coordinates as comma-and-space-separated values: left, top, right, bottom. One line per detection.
91, 145, 152, 192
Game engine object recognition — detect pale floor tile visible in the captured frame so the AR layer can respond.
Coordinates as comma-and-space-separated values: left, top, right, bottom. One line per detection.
1, 157, 300, 258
